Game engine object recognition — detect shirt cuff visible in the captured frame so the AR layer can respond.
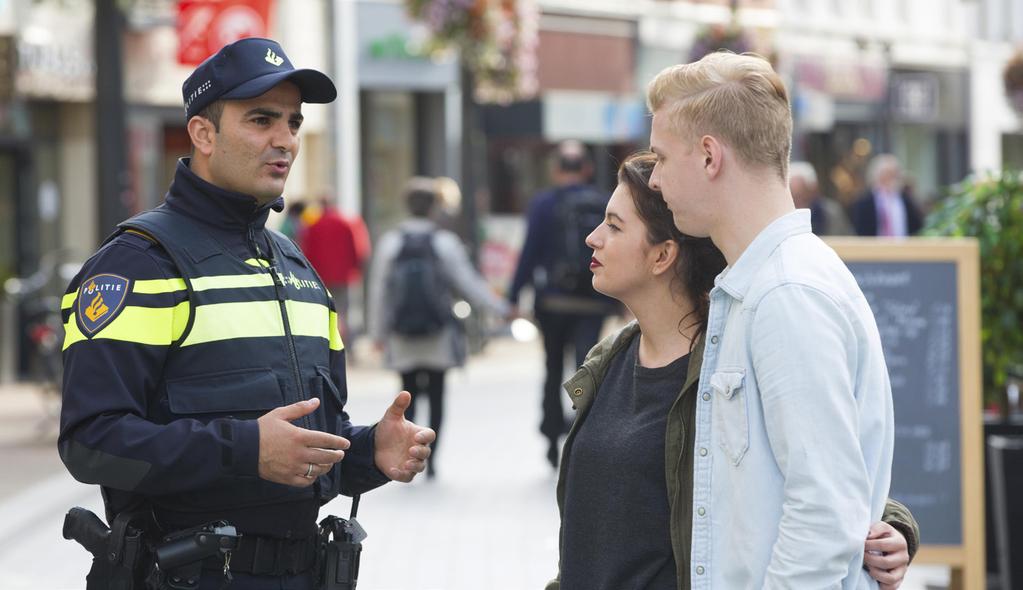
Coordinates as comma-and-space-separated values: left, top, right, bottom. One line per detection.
231, 418, 261, 477
340, 424, 391, 495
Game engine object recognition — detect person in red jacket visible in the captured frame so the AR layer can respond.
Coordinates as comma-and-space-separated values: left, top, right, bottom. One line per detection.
300, 198, 368, 344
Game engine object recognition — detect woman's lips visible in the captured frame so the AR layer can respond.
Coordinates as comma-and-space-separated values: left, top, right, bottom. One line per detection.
590, 257, 602, 269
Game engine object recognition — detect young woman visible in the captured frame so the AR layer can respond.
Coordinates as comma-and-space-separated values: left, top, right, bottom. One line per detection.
548, 152, 918, 590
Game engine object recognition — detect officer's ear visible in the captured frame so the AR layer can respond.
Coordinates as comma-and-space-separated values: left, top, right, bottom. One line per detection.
187, 115, 217, 157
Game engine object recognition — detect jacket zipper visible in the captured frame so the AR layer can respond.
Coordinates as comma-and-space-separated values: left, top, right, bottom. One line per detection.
248, 224, 309, 429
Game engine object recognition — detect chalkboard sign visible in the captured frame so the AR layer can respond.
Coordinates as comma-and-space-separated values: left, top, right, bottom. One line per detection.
828, 238, 983, 589
848, 261, 962, 543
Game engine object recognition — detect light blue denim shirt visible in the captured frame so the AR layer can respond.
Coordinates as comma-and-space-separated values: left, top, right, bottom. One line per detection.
690, 210, 894, 589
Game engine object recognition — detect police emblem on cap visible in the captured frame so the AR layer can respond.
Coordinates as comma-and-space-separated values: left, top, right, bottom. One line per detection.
77, 274, 130, 336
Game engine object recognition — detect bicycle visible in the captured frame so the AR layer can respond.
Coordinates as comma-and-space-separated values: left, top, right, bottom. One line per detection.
3, 249, 83, 433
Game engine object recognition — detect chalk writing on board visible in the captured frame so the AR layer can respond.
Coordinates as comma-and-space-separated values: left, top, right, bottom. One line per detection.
847, 261, 961, 545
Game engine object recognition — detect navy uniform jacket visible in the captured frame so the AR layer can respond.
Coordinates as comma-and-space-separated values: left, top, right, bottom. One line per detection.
59, 159, 388, 538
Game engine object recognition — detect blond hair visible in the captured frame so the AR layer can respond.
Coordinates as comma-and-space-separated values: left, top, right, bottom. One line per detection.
647, 52, 792, 180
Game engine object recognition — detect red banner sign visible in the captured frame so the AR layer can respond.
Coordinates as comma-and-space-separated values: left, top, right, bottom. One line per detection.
177, 0, 273, 66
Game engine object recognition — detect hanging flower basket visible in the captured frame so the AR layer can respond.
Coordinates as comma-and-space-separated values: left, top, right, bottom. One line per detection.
405, 0, 538, 104
1004, 48, 1023, 114
689, 23, 753, 62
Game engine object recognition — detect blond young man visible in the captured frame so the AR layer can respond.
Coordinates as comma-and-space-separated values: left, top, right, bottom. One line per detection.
647, 52, 896, 588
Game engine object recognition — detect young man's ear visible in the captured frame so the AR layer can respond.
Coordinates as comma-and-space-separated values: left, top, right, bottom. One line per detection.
187, 116, 216, 157
701, 135, 724, 179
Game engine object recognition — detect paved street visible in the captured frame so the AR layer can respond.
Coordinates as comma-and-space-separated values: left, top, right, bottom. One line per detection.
0, 335, 949, 589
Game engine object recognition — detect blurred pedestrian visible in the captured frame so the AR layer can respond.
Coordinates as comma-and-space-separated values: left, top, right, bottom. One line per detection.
507, 140, 618, 468
432, 175, 468, 237
548, 151, 918, 590
301, 196, 368, 345
279, 200, 308, 242
789, 161, 853, 236
850, 154, 924, 237
369, 177, 509, 478
647, 52, 895, 587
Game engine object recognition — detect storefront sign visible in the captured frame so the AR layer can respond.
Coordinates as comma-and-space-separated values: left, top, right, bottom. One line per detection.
891, 73, 940, 123
357, 1, 456, 90
176, 0, 273, 66
367, 32, 429, 61
542, 90, 645, 143
15, 0, 94, 101
794, 57, 888, 102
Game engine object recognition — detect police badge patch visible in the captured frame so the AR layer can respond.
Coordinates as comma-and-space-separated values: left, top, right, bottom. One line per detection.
77, 274, 130, 336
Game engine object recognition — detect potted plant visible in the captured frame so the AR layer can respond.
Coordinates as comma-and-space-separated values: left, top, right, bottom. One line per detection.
922, 172, 1023, 420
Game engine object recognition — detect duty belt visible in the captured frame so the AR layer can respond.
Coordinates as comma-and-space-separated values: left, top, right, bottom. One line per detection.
201, 534, 319, 576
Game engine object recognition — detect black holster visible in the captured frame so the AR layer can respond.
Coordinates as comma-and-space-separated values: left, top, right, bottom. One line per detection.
64, 507, 152, 590
317, 512, 367, 590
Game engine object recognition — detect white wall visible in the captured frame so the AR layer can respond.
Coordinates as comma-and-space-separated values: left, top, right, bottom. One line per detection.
58, 103, 97, 253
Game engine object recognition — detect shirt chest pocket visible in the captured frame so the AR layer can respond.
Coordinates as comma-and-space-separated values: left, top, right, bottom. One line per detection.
710, 369, 749, 466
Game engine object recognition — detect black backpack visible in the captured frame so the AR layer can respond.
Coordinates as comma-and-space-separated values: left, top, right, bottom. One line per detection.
548, 186, 608, 296
385, 231, 452, 336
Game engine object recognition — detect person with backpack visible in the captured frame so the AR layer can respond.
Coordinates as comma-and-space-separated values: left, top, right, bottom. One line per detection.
368, 177, 510, 478
507, 141, 619, 469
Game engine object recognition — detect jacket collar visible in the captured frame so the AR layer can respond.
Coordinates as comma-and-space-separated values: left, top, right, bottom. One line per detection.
563, 321, 706, 414
166, 158, 284, 231
716, 209, 811, 301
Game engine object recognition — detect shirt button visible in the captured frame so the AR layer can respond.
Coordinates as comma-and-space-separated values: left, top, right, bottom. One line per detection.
696, 566, 705, 575
699, 447, 708, 457
698, 507, 706, 516
572, 388, 583, 396
711, 335, 719, 344
702, 392, 711, 401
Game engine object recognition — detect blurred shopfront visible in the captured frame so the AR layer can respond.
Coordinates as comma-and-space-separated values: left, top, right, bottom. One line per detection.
355, 0, 461, 241
790, 56, 968, 210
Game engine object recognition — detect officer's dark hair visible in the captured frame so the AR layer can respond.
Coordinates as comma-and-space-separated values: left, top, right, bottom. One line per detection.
404, 177, 437, 218
617, 151, 726, 350
197, 100, 226, 132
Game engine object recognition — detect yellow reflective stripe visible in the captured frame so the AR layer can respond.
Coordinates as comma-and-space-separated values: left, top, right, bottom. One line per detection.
328, 311, 344, 351
182, 301, 283, 346
244, 258, 270, 268
180, 300, 336, 347
62, 302, 189, 350
286, 300, 331, 341
133, 278, 186, 294
191, 274, 275, 291
62, 292, 77, 310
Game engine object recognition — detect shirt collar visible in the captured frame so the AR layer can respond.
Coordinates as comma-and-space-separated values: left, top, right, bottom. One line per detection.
166, 158, 284, 230
716, 209, 811, 300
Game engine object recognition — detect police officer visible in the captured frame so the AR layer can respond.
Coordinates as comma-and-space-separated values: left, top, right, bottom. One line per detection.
59, 38, 435, 589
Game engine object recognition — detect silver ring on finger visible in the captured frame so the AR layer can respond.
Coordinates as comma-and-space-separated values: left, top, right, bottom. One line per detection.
304, 462, 314, 478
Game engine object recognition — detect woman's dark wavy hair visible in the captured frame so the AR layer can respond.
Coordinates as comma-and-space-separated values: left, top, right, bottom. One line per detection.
617, 151, 726, 349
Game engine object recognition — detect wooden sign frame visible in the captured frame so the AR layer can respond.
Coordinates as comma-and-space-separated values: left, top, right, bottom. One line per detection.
826, 237, 983, 590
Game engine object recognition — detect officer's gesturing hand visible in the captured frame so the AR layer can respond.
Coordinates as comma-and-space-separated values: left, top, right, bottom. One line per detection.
257, 398, 350, 487
374, 391, 436, 482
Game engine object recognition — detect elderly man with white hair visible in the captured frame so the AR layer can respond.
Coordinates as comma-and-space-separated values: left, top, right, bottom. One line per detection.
789, 161, 853, 236
850, 154, 924, 237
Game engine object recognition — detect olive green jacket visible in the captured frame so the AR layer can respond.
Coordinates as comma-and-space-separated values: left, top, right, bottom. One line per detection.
547, 321, 920, 590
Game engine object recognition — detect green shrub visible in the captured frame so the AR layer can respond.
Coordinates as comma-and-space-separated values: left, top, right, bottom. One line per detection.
923, 172, 1023, 415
